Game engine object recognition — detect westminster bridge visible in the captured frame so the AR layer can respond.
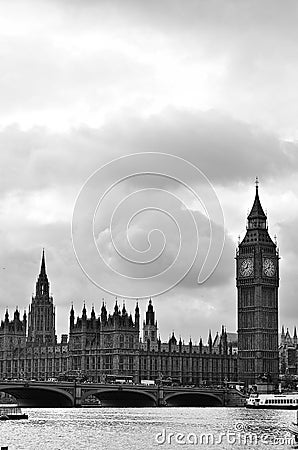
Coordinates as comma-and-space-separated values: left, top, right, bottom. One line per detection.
0, 381, 246, 408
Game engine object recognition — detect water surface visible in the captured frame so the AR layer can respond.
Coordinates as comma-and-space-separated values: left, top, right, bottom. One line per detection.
0, 407, 296, 449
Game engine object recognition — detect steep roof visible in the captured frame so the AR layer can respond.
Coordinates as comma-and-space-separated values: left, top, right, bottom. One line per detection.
247, 182, 266, 220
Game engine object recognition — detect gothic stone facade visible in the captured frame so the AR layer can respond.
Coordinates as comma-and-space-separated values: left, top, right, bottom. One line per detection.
279, 326, 298, 376
0, 253, 237, 384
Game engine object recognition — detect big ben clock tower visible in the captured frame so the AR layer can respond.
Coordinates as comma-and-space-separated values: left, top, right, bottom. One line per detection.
236, 179, 279, 386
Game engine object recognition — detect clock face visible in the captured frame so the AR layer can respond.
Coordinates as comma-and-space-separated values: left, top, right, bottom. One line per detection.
240, 258, 254, 277
263, 258, 275, 277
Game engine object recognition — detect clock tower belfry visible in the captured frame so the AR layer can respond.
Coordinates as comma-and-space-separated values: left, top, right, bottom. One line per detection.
236, 180, 279, 386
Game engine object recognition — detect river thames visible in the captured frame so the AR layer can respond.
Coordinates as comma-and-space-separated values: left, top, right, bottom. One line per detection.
0, 407, 296, 450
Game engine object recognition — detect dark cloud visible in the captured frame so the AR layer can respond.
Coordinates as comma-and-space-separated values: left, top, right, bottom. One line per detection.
0, 111, 297, 198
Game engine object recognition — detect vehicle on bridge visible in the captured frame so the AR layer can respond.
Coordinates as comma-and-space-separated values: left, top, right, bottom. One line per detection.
57, 371, 88, 383
105, 375, 133, 384
140, 380, 155, 386
157, 377, 181, 387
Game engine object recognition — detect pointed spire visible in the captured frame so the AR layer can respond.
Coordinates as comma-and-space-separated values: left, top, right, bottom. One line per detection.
213, 331, 219, 346
122, 301, 127, 316
293, 326, 298, 346
248, 178, 267, 220
208, 330, 213, 353
82, 302, 87, 320
199, 336, 203, 353
169, 331, 177, 345
40, 248, 46, 276
179, 336, 182, 352
281, 325, 285, 337
146, 298, 155, 325
69, 304, 75, 329
35, 248, 50, 298
14, 307, 19, 321
285, 327, 291, 342
101, 300, 107, 323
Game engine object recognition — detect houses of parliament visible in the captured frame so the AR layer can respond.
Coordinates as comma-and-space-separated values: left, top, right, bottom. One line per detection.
0, 183, 294, 386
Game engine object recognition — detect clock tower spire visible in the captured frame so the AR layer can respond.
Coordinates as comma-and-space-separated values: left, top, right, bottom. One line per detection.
236, 180, 279, 386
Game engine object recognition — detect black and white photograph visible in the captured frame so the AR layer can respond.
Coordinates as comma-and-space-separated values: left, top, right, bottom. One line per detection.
1, 1, 298, 449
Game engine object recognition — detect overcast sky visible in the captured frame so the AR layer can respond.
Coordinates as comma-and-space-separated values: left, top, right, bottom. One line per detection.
1, 0, 298, 342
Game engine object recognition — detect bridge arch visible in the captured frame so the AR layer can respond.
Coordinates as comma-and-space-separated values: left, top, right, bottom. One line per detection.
164, 391, 223, 407
81, 388, 157, 407
0, 385, 74, 407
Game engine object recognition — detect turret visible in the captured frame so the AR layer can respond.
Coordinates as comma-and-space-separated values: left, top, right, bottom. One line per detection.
199, 337, 203, 353
128, 313, 133, 327
135, 302, 140, 329
145, 298, 155, 324
208, 330, 212, 354
82, 303, 87, 321
13, 308, 20, 321
122, 302, 127, 316
23, 310, 27, 331
281, 325, 285, 345
221, 325, 228, 355
143, 299, 158, 343
70, 304, 75, 330
158, 335, 161, 351
35, 248, 49, 298
169, 331, 177, 351
101, 301, 107, 324
294, 326, 297, 345
285, 327, 292, 344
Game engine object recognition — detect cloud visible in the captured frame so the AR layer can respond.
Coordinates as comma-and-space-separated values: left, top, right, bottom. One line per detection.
1, 110, 296, 199
1, 0, 298, 338
2, 1, 298, 135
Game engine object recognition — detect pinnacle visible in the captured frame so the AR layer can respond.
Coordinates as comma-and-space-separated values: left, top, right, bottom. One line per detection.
40, 248, 47, 276
248, 183, 266, 220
